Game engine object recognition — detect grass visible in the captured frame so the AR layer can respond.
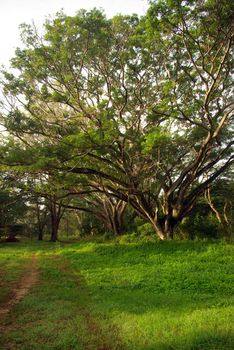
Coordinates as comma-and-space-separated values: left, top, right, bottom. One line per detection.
0, 239, 233, 349
0, 244, 33, 304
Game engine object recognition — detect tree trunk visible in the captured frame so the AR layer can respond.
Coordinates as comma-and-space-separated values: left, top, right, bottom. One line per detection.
111, 213, 119, 236
165, 227, 174, 240
50, 216, 59, 242
48, 197, 63, 242
147, 214, 178, 240
50, 221, 58, 241
148, 219, 166, 240
164, 216, 177, 240
36, 200, 46, 241
38, 229, 43, 241
102, 199, 127, 236
110, 209, 125, 236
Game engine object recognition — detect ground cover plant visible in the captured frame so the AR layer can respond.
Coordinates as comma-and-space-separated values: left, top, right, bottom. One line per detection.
0, 239, 233, 349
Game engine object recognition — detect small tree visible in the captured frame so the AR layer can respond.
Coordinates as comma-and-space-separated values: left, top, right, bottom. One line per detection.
205, 177, 233, 237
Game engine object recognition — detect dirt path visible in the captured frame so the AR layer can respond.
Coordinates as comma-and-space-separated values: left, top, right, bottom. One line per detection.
0, 254, 123, 349
0, 255, 39, 318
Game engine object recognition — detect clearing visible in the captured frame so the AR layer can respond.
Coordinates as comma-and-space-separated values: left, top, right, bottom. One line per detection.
0, 239, 233, 350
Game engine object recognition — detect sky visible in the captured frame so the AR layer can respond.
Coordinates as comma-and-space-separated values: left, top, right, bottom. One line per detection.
0, 0, 149, 67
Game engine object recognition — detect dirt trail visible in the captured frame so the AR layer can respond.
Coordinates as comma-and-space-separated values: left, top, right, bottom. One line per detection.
0, 255, 39, 318
1, 254, 123, 349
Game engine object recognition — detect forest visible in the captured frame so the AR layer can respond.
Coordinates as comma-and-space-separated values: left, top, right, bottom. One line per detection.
0, 1, 233, 349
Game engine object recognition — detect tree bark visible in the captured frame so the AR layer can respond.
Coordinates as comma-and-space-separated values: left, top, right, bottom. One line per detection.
36, 200, 46, 241
38, 229, 43, 241
99, 198, 127, 236
50, 220, 59, 242
48, 197, 64, 242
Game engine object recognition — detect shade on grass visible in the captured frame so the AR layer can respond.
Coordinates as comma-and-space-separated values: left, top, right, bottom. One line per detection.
0, 239, 233, 349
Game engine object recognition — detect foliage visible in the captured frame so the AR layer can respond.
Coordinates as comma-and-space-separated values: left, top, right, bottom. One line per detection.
77, 211, 107, 236
0, 1, 233, 239
178, 213, 222, 240
0, 174, 29, 229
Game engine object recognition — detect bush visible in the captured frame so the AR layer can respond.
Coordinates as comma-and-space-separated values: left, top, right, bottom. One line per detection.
78, 212, 106, 236
117, 223, 158, 244
136, 223, 155, 237
177, 213, 222, 240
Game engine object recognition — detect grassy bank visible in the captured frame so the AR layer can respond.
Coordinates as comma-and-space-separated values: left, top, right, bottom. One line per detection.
0, 239, 233, 349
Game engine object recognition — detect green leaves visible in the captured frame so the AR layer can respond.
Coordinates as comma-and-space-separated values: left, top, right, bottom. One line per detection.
51, 91, 68, 103
0, 2, 233, 239
162, 80, 176, 94
141, 127, 171, 154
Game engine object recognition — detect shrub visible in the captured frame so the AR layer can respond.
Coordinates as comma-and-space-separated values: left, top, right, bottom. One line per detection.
177, 213, 222, 240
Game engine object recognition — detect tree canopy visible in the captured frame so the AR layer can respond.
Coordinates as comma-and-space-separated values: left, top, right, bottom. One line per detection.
0, 0, 233, 240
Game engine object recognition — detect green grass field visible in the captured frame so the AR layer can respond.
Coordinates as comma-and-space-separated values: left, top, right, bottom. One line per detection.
0, 239, 233, 350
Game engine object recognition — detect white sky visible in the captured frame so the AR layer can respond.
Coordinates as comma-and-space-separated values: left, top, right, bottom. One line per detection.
0, 0, 149, 67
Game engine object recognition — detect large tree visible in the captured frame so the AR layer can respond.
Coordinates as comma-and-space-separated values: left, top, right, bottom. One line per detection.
62, 191, 127, 236
0, 2, 233, 239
